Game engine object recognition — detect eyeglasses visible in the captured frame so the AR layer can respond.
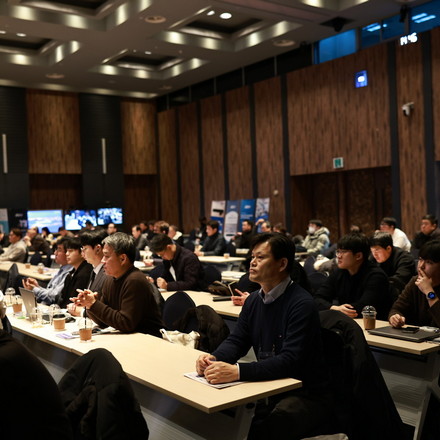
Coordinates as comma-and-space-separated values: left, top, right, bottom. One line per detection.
336, 249, 351, 256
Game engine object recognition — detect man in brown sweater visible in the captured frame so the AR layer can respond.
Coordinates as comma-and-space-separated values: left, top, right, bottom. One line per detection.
389, 240, 440, 328
72, 232, 162, 335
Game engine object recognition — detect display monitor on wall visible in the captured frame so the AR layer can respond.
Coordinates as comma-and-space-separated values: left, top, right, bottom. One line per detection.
27, 210, 64, 232
97, 207, 123, 225
64, 209, 97, 230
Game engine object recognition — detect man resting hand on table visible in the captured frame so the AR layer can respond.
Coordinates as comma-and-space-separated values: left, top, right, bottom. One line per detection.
71, 233, 162, 336
196, 232, 332, 440
389, 240, 440, 328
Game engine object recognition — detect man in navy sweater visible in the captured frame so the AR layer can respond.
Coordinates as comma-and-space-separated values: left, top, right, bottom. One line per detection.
196, 232, 331, 439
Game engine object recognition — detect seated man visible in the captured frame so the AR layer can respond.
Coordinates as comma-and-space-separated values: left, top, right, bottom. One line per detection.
23, 226, 51, 255
314, 233, 391, 320
168, 224, 184, 246
195, 220, 227, 257
56, 237, 93, 308
413, 214, 440, 250
0, 228, 27, 263
389, 240, 440, 328
72, 233, 162, 335
23, 238, 72, 305
379, 217, 411, 252
196, 233, 331, 439
234, 220, 255, 249
131, 224, 148, 251
302, 219, 330, 256
148, 234, 206, 291
370, 232, 416, 301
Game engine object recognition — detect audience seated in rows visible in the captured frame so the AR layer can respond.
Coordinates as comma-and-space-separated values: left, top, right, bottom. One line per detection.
233, 220, 255, 249
300, 219, 330, 256
379, 217, 411, 252
72, 232, 163, 335
313, 233, 391, 321
370, 232, 416, 301
23, 226, 51, 255
131, 224, 148, 251
0, 228, 27, 263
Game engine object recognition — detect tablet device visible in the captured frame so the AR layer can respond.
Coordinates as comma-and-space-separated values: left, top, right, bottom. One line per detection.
368, 326, 440, 342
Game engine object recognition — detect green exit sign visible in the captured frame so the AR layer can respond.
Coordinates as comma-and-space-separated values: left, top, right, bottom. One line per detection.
333, 157, 344, 169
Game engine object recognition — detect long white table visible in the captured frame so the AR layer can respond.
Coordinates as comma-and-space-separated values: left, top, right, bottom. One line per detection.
358, 319, 440, 440
9, 310, 300, 440
0, 261, 57, 282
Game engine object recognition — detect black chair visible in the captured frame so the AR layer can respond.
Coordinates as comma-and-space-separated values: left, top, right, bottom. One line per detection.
307, 272, 328, 295
202, 264, 221, 285
162, 291, 196, 329
58, 348, 149, 440
303, 255, 316, 275
2, 263, 19, 294
29, 251, 43, 266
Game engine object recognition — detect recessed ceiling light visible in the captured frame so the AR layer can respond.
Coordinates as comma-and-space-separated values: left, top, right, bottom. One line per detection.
273, 39, 295, 47
0, 30, 6, 34
16, 33, 27, 37
145, 51, 152, 55
46, 73, 64, 79
145, 16, 166, 24
219, 12, 232, 20
207, 10, 215, 16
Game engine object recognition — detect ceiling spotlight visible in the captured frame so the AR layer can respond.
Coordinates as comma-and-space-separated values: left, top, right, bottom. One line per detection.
219, 12, 232, 20
207, 10, 215, 16
16, 33, 27, 37
0, 30, 6, 34
145, 51, 152, 55
273, 39, 295, 47
145, 15, 166, 24
46, 73, 64, 79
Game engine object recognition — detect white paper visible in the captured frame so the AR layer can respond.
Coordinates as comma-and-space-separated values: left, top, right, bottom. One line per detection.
184, 372, 244, 389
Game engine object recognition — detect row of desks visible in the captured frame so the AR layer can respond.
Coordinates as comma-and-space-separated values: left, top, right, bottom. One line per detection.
9, 310, 299, 440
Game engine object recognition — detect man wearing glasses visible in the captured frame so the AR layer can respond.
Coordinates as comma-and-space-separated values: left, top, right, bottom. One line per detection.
389, 240, 440, 328
314, 232, 391, 320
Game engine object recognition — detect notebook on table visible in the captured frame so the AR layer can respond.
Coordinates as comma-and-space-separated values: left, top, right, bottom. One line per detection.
368, 325, 440, 343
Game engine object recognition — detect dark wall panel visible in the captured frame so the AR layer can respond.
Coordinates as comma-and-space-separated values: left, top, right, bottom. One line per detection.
254, 77, 285, 225
124, 175, 158, 231
179, 103, 200, 232
27, 90, 81, 174
79, 94, 124, 209
121, 99, 157, 175
396, 39, 426, 236
0, 86, 29, 208
431, 27, 440, 162
157, 109, 179, 225
225, 87, 253, 200
201, 95, 224, 217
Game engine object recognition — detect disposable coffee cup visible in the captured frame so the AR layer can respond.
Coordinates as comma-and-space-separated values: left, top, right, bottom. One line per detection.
25, 263, 31, 269
12, 303, 22, 315
53, 314, 66, 331
224, 253, 230, 259
78, 317, 94, 342
362, 305, 377, 330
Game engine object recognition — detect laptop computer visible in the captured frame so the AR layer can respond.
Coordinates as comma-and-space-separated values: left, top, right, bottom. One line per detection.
368, 325, 440, 343
19, 287, 38, 318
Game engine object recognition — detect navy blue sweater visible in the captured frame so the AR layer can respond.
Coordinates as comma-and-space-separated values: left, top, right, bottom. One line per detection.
212, 282, 327, 390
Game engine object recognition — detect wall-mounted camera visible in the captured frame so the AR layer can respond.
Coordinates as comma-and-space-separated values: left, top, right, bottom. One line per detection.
402, 102, 414, 117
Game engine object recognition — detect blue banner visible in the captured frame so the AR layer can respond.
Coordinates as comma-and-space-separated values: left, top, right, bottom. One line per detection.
224, 200, 240, 239
239, 199, 256, 227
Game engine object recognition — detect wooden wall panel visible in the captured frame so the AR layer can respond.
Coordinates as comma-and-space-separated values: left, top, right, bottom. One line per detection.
124, 175, 158, 231
157, 109, 179, 225
29, 174, 82, 210
225, 87, 253, 200
201, 95, 225, 217
431, 27, 440, 161
179, 103, 200, 232
287, 44, 390, 175
254, 77, 285, 225
121, 99, 157, 175
27, 90, 81, 174
396, 40, 426, 236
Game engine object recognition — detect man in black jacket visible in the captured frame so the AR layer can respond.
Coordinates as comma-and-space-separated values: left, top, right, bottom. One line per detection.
195, 220, 227, 256
149, 234, 206, 291
370, 232, 416, 301
314, 233, 392, 320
